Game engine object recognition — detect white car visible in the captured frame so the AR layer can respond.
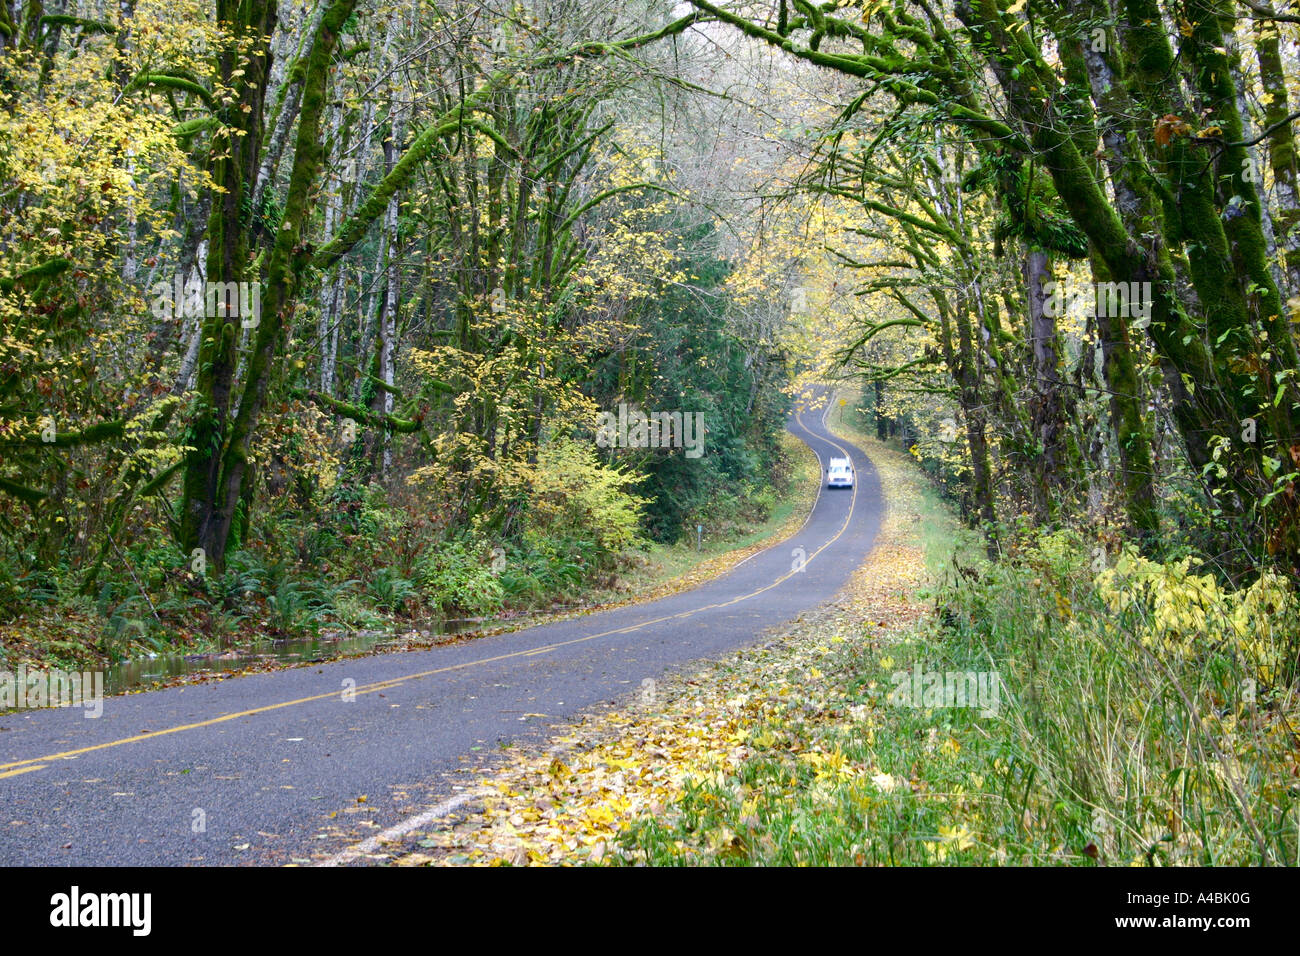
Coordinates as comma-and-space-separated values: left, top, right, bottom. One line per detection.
827, 457, 854, 489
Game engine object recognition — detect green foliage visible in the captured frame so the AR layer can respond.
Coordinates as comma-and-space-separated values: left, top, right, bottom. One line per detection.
414, 541, 504, 617
519, 437, 647, 558
264, 574, 329, 636
932, 529, 1299, 864
0, 0, 804, 670
206, 550, 266, 608
367, 568, 417, 615
591, 222, 790, 543
498, 551, 585, 604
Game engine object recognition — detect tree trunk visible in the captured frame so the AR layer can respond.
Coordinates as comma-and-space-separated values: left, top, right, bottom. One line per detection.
1025, 247, 1067, 521
179, 0, 360, 571
1253, 3, 1300, 296
874, 378, 888, 440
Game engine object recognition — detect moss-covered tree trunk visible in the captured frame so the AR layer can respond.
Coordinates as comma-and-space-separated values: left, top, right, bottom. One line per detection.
1252, 3, 1300, 296
1074, 4, 1160, 541
179, 0, 278, 565
1024, 247, 1070, 522
180, 0, 360, 570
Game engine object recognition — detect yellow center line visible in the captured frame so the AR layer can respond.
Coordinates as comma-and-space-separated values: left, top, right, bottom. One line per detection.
0, 764, 47, 779
0, 394, 863, 777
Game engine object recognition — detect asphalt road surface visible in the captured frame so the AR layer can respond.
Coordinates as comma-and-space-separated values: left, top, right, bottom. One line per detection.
0, 388, 882, 865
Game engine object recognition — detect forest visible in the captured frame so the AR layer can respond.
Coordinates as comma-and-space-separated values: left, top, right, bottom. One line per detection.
2, 0, 1300, 866
1, 0, 809, 655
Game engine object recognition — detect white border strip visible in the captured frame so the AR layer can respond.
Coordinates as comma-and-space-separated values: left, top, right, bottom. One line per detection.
316, 788, 489, 867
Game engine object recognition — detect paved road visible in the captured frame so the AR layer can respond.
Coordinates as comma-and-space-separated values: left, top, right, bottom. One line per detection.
0, 388, 881, 865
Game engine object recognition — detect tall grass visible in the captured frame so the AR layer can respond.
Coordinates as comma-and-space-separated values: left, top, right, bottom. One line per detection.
938, 532, 1299, 865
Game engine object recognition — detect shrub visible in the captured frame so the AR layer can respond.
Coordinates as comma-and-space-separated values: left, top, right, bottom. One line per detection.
415, 541, 504, 617
367, 568, 417, 615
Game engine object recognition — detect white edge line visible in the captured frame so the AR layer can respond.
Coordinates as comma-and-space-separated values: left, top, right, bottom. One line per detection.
315, 788, 490, 867
318, 739, 573, 866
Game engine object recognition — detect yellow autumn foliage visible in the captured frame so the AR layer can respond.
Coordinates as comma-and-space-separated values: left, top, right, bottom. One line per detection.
1095, 548, 1296, 684
503, 436, 648, 555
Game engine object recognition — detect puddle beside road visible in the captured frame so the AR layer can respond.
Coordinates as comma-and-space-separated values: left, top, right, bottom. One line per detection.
103, 621, 481, 695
